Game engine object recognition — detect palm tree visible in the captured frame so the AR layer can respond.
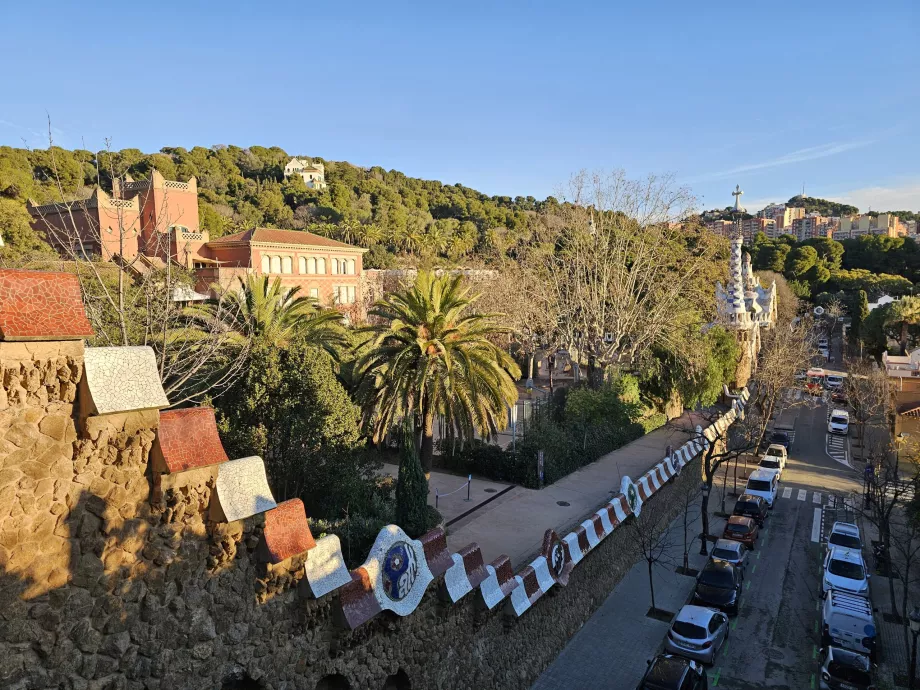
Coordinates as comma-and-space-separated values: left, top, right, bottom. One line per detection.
886, 296, 920, 354
201, 274, 347, 356
355, 271, 521, 474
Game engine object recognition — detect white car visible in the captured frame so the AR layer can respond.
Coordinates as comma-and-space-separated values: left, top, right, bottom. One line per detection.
828, 409, 849, 436
821, 590, 877, 659
823, 546, 869, 598
744, 469, 779, 508
825, 375, 844, 390
760, 444, 787, 470
818, 347, 830, 359
827, 522, 861, 552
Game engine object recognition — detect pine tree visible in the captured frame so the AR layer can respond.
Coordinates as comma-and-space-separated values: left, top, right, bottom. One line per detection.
396, 423, 430, 537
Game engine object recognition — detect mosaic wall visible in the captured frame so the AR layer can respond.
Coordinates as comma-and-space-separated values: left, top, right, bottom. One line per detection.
0, 269, 93, 341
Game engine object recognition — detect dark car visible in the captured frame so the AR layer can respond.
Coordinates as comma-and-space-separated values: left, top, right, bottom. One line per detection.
722, 515, 758, 549
637, 654, 708, 690
832, 390, 849, 407
732, 494, 768, 527
693, 559, 743, 616
768, 430, 791, 449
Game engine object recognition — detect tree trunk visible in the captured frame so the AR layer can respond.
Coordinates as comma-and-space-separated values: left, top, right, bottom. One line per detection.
700, 483, 712, 555
420, 408, 435, 478
548, 354, 555, 393
901, 322, 909, 355
648, 559, 656, 611
902, 558, 912, 658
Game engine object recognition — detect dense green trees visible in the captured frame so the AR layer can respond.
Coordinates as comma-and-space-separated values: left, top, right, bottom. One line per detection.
355, 271, 521, 474
786, 195, 858, 217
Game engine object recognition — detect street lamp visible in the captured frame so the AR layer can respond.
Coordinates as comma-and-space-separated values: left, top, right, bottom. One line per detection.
909, 607, 920, 690
897, 432, 911, 477
699, 484, 711, 556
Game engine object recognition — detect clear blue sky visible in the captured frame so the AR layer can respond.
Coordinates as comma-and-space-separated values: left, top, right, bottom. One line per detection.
2, 1, 918, 212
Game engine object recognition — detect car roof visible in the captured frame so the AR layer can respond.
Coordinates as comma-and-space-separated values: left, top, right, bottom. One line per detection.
831, 522, 860, 536
748, 469, 775, 480
727, 515, 753, 526
737, 494, 763, 503
770, 430, 789, 437
830, 409, 849, 417
766, 444, 786, 451
675, 605, 719, 626
828, 547, 864, 564
705, 558, 735, 572
645, 655, 690, 685
827, 590, 873, 614
713, 538, 743, 552
827, 646, 870, 670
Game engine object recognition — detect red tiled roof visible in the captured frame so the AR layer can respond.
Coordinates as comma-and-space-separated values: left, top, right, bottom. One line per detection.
207, 227, 360, 250
262, 499, 316, 564
156, 407, 229, 473
0, 269, 94, 341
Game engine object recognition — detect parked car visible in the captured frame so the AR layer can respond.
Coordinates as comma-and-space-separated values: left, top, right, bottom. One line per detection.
768, 430, 791, 450
664, 605, 729, 665
827, 522, 862, 552
828, 409, 850, 436
818, 337, 829, 349
637, 654, 708, 690
762, 444, 788, 469
744, 469, 779, 508
709, 539, 747, 574
819, 645, 875, 690
823, 547, 869, 598
821, 590, 877, 661
732, 494, 768, 527
693, 559, 743, 616
722, 515, 759, 549
819, 347, 830, 359
825, 374, 845, 390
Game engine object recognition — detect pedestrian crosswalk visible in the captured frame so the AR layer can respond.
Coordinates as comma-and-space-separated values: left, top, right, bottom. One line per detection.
779, 486, 827, 505
825, 433, 850, 468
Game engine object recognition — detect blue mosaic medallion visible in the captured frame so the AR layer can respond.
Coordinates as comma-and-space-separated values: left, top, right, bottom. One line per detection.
381, 540, 419, 602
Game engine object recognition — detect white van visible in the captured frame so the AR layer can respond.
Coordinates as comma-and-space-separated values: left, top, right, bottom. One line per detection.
821, 590, 877, 660
744, 469, 779, 508
828, 409, 849, 436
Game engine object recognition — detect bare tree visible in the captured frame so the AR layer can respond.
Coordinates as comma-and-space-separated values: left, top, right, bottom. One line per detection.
676, 474, 703, 574
627, 501, 680, 615
24, 125, 250, 405
524, 170, 718, 385
847, 360, 892, 452
886, 488, 920, 656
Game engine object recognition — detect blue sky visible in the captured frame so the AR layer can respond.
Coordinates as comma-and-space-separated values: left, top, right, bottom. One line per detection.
2, 0, 918, 212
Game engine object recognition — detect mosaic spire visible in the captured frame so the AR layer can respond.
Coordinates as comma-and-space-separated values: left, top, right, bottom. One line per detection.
724, 185, 749, 327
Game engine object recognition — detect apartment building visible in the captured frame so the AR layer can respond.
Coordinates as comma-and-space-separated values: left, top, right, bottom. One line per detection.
791, 215, 835, 241
835, 213, 906, 239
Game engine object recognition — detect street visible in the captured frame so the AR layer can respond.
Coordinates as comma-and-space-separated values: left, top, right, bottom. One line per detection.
533, 394, 865, 690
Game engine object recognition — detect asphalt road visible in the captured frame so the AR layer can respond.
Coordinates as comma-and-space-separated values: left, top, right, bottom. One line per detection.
710, 396, 862, 689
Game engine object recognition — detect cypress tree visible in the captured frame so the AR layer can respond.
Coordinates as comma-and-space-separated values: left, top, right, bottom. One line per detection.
396, 423, 430, 537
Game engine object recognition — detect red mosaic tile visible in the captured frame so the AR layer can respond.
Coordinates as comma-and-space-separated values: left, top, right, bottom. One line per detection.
156, 407, 229, 473
262, 499, 316, 564
418, 528, 451, 577
339, 567, 382, 629
0, 269, 93, 341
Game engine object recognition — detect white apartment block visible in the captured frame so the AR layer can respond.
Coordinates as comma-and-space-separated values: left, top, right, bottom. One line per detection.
283, 157, 328, 190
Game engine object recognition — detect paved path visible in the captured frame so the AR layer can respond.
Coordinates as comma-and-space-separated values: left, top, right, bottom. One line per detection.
446, 412, 706, 567
534, 393, 865, 689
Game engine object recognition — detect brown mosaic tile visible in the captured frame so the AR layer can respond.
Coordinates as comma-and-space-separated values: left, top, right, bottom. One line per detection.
154, 407, 229, 473
0, 269, 93, 341
418, 527, 451, 577
339, 567, 382, 630
262, 499, 316, 564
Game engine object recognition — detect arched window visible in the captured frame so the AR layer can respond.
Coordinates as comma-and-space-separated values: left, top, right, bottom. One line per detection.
316, 674, 350, 690
382, 669, 411, 690
261, 255, 270, 274
317, 257, 326, 274
299, 256, 306, 274
346, 258, 356, 275
308, 257, 317, 274
271, 256, 282, 274
282, 256, 293, 274
332, 258, 340, 275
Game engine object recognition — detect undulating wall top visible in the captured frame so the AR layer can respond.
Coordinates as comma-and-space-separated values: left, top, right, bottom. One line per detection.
0, 269, 94, 341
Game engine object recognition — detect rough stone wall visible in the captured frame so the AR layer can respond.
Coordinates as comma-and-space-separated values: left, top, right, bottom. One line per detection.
0, 339, 701, 690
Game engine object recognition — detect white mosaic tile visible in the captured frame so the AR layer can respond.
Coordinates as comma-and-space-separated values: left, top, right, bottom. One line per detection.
213, 456, 277, 522
304, 534, 352, 598
443, 552, 474, 602
83, 346, 169, 414
358, 525, 433, 618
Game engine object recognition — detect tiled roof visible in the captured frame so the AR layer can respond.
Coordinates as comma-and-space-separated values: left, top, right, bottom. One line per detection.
207, 228, 360, 250
0, 269, 94, 341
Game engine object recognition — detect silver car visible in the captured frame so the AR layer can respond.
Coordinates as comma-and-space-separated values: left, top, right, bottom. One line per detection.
710, 539, 747, 574
664, 605, 729, 665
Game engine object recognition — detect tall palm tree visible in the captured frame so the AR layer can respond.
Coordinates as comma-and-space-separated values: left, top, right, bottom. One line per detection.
355, 271, 521, 474
885, 295, 920, 354
201, 274, 348, 356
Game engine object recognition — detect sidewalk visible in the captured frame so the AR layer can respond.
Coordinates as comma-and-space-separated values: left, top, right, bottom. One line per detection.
532, 502, 727, 689
445, 412, 707, 567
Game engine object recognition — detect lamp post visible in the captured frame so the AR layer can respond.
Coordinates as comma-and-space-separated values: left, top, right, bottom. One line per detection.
897, 432, 910, 477
909, 606, 920, 690
699, 484, 710, 556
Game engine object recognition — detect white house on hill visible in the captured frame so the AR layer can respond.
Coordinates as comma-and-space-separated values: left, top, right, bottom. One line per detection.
284, 157, 327, 190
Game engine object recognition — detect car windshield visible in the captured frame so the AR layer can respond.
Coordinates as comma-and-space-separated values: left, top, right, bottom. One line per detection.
827, 660, 871, 685
671, 621, 707, 640
727, 523, 750, 534
767, 448, 783, 457
712, 548, 737, 561
699, 567, 733, 588
829, 558, 865, 580
771, 433, 788, 441
831, 416, 848, 425
830, 533, 861, 550
735, 502, 755, 512
760, 459, 780, 469
748, 480, 772, 491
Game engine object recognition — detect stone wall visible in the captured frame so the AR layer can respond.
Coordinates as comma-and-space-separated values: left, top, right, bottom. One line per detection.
0, 269, 744, 690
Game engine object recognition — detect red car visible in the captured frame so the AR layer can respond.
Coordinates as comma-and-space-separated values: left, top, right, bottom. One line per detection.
722, 515, 758, 549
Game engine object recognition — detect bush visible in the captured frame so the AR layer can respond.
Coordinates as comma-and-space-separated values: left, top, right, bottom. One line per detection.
639, 412, 667, 434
